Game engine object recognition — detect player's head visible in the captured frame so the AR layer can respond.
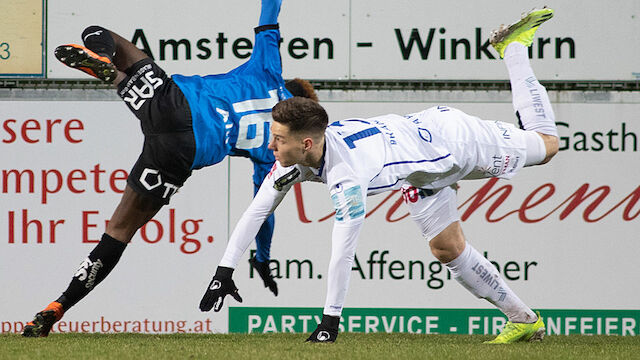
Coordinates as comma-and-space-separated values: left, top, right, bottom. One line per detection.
285, 78, 318, 102
269, 97, 328, 167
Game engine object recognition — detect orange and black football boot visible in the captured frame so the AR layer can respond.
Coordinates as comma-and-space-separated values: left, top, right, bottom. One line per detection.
54, 44, 117, 82
22, 301, 65, 337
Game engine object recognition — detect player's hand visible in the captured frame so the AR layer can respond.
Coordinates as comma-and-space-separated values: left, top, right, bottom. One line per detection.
249, 257, 278, 296
199, 266, 243, 312
306, 314, 340, 343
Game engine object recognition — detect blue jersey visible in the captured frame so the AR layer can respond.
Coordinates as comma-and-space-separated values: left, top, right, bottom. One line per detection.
172, 27, 291, 182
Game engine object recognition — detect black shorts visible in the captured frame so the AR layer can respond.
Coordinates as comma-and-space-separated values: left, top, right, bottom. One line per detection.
117, 58, 196, 205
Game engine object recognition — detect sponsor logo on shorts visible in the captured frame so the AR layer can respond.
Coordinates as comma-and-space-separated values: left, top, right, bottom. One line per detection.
401, 186, 435, 203
401, 186, 420, 203
139, 168, 180, 199
119, 64, 164, 111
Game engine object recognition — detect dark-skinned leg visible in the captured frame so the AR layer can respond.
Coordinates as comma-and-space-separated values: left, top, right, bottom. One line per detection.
54, 26, 149, 85
57, 185, 162, 308
105, 185, 164, 243
80, 26, 149, 86
22, 186, 162, 337
106, 30, 149, 86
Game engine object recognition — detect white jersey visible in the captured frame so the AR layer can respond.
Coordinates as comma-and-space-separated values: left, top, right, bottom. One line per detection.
219, 105, 530, 316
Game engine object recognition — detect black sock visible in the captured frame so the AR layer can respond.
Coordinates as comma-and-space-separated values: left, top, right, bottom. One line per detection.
81, 25, 116, 60
56, 233, 127, 310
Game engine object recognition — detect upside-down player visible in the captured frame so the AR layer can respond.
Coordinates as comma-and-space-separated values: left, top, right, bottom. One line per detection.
22, 0, 315, 337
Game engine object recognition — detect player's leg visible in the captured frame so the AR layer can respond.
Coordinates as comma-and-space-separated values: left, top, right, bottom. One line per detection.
56, 186, 161, 306
54, 25, 148, 85
490, 8, 559, 165
403, 185, 544, 343
22, 186, 162, 337
24, 92, 194, 337
432, 222, 545, 343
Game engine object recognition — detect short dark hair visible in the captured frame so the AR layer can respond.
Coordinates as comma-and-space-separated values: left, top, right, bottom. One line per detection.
272, 97, 328, 136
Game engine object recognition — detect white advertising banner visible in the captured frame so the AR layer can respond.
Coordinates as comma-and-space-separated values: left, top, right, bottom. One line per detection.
44, 0, 640, 81
0, 100, 232, 334
1, 98, 639, 335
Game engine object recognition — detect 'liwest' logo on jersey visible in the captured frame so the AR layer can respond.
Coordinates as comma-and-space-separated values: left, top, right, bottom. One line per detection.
139, 168, 180, 199
120, 64, 163, 111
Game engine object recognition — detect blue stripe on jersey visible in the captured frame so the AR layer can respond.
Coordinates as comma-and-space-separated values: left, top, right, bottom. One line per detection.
344, 119, 371, 124
329, 119, 371, 127
369, 153, 453, 190
369, 179, 401, 191
383, 153, 452, 167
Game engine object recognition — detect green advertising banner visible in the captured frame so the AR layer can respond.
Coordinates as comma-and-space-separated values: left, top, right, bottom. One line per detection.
230, 308, 640, 336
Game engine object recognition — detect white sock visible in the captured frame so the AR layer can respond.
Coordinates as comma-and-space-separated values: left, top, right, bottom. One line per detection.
504, 42, 558, 137
445, 243, 537, 323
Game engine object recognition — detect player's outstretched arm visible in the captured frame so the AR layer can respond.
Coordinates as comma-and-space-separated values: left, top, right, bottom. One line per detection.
259, 0, 282, 26
307, 182, 367, 343
199, 163, 302, 311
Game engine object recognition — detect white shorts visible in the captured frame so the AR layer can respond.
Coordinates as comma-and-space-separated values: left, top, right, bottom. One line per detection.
406, 107, 544, 186
401, 185, 459, 242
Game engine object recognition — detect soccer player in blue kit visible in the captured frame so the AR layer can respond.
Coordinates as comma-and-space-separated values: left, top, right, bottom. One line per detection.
22, 0, 314, 337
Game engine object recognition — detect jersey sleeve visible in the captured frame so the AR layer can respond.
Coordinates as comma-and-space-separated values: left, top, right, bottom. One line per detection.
258, 0, 282, 26
218, 162, 305, 268
250, 26, 283, 77
322, 178, 369, 316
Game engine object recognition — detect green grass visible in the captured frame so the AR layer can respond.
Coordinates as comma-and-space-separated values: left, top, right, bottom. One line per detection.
1, 333, 639, 360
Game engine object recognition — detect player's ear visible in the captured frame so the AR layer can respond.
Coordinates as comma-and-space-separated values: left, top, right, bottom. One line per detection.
302, 137, 314, 151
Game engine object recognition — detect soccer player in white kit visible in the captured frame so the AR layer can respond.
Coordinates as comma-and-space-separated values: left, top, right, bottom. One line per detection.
200, 8, 559, 344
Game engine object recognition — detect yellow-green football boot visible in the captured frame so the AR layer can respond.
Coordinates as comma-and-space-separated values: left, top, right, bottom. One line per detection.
484, 312, 545, 344
490, 7, 554, 58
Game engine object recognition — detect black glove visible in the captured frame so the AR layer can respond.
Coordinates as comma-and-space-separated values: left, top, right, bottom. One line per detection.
306, 314, 340, 343
199, 266, 243, 312
249, 257, 278, 296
